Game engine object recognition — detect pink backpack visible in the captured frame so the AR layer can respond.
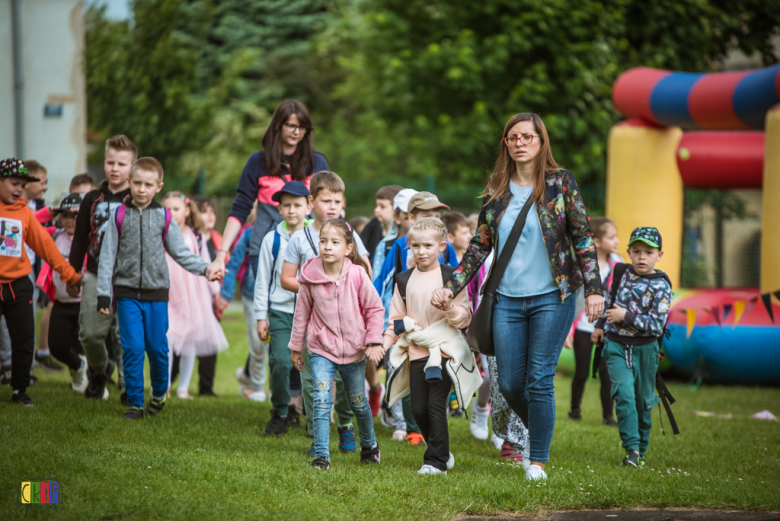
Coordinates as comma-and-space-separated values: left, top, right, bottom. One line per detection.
115, 204, 172, 243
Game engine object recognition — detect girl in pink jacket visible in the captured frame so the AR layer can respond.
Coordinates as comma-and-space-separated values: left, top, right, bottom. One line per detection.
288, 219, 385, 470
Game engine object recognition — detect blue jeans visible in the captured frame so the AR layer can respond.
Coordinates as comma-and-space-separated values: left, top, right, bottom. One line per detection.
310, 353, 376, 461
117, 299, 170, 408
492, 290, 575, 463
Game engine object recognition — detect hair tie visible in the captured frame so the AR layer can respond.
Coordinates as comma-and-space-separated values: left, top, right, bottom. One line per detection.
185, 198, 190, 204
345, 222, 352, 232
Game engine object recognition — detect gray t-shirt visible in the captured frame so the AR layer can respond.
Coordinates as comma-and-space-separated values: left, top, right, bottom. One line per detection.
283, 226, 369, 266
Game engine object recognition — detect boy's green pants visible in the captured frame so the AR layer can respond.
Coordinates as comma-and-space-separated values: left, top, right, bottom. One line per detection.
301, 344, 354, 436
267, 309, 295, 417
603, 338, 660, 455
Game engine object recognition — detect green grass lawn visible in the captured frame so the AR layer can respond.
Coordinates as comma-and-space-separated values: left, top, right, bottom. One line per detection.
1, 309, 778, 520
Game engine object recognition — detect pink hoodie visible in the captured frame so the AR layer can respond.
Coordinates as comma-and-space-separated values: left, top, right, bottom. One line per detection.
288, 256, 385, 365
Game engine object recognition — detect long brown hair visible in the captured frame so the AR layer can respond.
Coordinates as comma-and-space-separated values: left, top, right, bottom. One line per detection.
262, 100, 316, 180
320, 219, 370, 274
483, 113, 561, 203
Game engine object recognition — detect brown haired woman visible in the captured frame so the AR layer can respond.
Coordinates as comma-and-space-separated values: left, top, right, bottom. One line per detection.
209, 99, 327, 277
432, 113, 604, 480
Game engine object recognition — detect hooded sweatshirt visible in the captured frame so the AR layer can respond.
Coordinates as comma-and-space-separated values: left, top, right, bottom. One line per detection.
595, 264, 672, 346
288, 257, 385, 366
0, 198, 79, 285
253, 220, 308, 320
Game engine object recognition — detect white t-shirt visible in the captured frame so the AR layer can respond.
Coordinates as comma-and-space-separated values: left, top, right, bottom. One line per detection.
283, 225, 369, 266
576, 253, 623, 333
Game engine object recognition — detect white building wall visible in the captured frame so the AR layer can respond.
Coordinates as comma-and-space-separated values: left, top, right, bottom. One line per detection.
0, 0, 87, 202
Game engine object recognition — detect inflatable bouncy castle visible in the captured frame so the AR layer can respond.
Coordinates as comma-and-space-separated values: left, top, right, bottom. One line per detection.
606, 64, 780, 385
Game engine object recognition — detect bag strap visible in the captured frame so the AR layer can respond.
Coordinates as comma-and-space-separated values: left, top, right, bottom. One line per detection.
304, 227, 318, 255
483, 196, 535, 296
609, 263, 630, 306
396, 267, 414, 305
268, 229, 281, 311
115, 204, 126, 242
162, 208, 172, 243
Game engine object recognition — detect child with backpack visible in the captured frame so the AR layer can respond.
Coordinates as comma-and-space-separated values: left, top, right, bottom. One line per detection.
254, 181, 311, 436
96, 158, 221, 419
161, 192, 228, 399
381, 218, 481, 475
592, 227, 672, 468
289, 219, 384, 470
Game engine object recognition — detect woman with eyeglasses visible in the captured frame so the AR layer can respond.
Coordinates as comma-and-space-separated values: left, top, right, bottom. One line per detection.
431, 113, 604, 480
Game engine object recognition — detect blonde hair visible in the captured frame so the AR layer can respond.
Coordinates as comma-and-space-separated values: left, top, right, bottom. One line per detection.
161, 191, 204, 232
484, 112, 561, 204
309, 170, 345, 200
130, 157, 164, 182
409, 217, 447, 242
105, 134, 138, 161
319, 219, 370, 273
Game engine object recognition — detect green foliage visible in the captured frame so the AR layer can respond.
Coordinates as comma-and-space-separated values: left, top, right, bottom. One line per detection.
84, 0, 779, 195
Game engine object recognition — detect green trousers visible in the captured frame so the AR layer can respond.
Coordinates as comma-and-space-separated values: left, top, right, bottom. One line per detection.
267, 310, 294, 416
301, 344, 354, 436
603, 338, 660, 455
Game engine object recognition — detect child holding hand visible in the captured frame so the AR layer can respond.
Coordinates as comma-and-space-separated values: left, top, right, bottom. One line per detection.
288, 219, 384, 470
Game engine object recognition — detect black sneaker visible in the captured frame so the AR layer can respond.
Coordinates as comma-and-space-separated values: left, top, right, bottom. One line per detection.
0, 369, 10, 386
360, 446, 380, 464
310, 457, 330, 470
12, 392, 34, 406
568, 409, 582, 421
622, 451, 640, 467
123, 406, 146, 420
286, 404, 300, 428
35, 354, 64, 373
84, 366, 107, 399
603, 417, 618, 427
263, 410, 289, 437
147, 396, 166, 416
120, 391, 129, 407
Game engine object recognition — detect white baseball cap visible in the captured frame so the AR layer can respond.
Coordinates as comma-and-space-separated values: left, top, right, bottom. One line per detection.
393, 188, 419, 213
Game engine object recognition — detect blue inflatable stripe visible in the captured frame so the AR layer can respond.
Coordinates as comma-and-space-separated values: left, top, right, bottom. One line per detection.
733, 63, 780, 130
650, 72, 704, 128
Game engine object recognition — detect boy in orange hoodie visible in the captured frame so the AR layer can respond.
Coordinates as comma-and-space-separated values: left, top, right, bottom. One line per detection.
0, 158, 82, 406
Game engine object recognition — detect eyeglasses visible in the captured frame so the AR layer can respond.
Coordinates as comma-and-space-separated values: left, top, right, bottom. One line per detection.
284, 123, 310, 134
503, 134, 539, 146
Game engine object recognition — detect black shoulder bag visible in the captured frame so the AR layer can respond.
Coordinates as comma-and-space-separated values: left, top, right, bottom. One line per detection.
466, 196, 535, 356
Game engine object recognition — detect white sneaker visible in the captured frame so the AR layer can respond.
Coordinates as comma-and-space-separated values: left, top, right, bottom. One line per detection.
177, 391, 194, 399
391, 429, 406, 441
470, 403, 489, 440
102, 387, 109, 400
522, 442, 531, 471
490, 434, 504, 450
526, 464, 547, 480
417, 465, 445, 475
235, 367, 251, 395
446, 452, 455, 471
248, 390, 267, 402
70, 356, 89, 393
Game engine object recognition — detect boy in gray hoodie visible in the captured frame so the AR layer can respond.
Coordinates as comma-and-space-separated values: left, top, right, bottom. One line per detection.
97, 157, 220, 420
253, 181, 312, 436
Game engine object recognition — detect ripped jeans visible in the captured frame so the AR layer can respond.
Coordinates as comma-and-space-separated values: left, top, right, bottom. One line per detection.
309, 353, 376, 461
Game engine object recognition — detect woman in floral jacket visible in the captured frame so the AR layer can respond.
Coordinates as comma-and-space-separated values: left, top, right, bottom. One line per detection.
432, 113, 604, 480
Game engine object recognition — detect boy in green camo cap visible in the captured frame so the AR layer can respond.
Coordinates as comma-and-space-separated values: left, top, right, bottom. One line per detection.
592, 226, 672, 468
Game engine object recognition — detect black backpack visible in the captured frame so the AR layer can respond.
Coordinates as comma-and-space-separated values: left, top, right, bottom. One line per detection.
395, 265, 457, 306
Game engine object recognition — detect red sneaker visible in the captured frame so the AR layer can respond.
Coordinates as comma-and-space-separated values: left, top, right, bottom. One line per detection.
368, 384, 384, 417
500, 441, 523, 464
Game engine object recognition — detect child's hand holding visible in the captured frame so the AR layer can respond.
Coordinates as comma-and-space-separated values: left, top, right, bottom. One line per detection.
66, 275, 83, 298
606, 305, 627, 324
98, 307, 110, 315
257, 319, 269, 341
214, 295, 230, 311
291, 351, 304, 371
366, 345, 384, 366
205, 265, 224, 281
591, 328, 605, 344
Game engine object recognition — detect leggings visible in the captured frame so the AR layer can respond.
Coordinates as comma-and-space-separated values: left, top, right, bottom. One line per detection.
48, 301, 83, 371
410, 358, 452, 471
570, 330, 614, 419
169, 351, 196, 394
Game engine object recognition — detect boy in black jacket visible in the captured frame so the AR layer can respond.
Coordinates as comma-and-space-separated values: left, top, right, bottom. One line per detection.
593, 227, 672, 469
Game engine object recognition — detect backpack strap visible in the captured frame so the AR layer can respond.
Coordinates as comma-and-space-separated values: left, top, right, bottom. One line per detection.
396, 267, 415, 305
609, 263, 630, 306
392, 241, 404, 290
442, 245, 450, 266
162, 208, 172, 243
304, 227, 318, 255
114, 204, 126, 242
268, 229, 281, 311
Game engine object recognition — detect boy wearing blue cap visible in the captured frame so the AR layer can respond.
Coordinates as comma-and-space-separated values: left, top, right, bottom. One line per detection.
593, 226, 672, 468
254, 181, 312, 436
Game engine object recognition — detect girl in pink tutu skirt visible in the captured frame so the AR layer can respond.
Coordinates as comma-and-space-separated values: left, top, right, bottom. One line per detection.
161, 192, 228, 399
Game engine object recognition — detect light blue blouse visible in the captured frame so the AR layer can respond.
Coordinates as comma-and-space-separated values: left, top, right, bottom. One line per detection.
496, 182, 559, 298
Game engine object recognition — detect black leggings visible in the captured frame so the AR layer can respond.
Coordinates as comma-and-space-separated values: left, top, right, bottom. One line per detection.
570, 330, 614, 419
170, 353, 217, 394
48, 301, 83, 371
410, 358, 452, 471
1, 277, 36, 391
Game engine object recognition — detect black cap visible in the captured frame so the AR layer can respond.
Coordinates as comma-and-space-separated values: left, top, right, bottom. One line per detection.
0, 158, 39, 182
272, 181, 310, 202
58, 192, 84, 214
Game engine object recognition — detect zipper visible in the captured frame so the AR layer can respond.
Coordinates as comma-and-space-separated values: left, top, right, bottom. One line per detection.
138, 207, 143, 299
335, 281, 342, 362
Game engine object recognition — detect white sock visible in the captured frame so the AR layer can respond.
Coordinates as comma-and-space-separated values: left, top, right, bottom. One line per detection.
473, 403, 489, 414
37, 349, 50, 357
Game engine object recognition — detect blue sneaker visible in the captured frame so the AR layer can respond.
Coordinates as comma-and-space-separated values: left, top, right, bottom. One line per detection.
338, 423, 357, 453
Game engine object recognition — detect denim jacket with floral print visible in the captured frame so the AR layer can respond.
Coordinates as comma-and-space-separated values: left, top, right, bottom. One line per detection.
445, 169, 602, 301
